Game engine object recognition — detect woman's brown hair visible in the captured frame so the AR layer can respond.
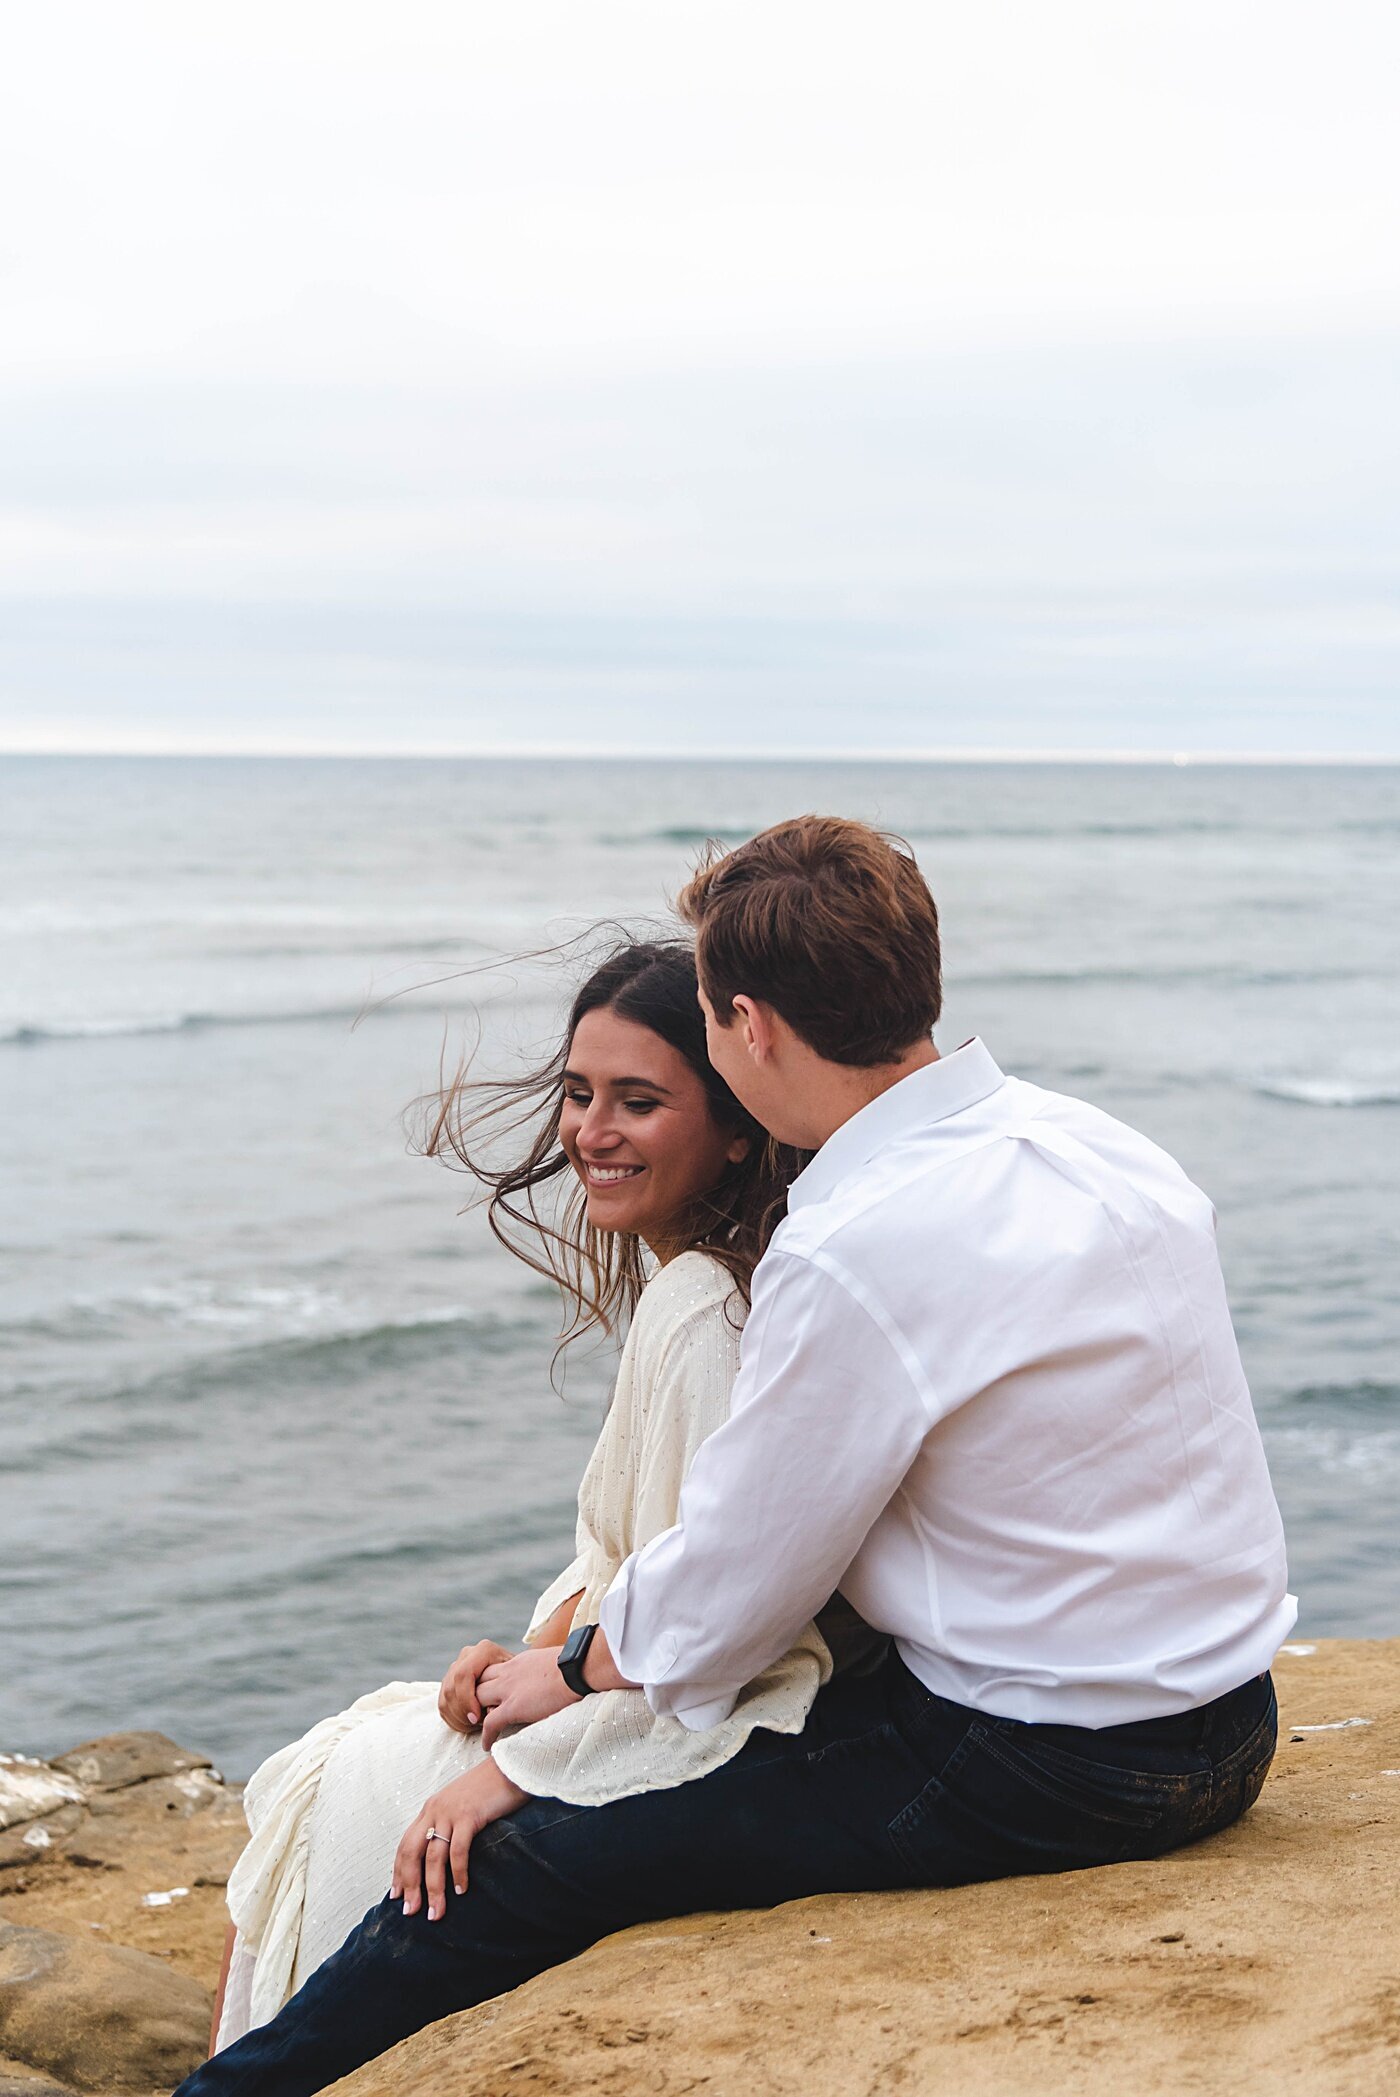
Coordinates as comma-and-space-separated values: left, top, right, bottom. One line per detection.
419, 939, 801, 1356
679, 815, 942, 1067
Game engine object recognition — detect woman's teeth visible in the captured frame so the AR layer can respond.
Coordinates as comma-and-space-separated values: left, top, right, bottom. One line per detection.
586, 1164, 643, 1184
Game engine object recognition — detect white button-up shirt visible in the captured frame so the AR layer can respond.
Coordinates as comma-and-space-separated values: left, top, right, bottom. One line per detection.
600, 1039, 1296, 1730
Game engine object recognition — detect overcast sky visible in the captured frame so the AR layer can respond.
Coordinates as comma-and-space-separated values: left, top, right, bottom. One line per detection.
2, 2, 1398, 755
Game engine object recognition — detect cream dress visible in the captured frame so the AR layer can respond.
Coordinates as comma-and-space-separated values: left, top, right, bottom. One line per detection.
216, 1251, 833, 2048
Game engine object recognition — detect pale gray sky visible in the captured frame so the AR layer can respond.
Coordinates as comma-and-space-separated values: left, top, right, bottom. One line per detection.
2, 2, 1398, 754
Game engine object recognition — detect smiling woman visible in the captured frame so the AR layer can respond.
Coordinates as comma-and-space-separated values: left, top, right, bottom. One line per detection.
561, 1009, 752, 1253
206, 935, 847, 2057
422, 938, 800, 1351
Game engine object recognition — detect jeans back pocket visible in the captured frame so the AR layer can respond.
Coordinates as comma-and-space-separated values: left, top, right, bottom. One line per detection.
888, 1719, 1208, 1884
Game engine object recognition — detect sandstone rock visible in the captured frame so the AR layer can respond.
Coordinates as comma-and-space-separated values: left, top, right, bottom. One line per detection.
67, 1772, 231, 1874
0, 1813, 85, 1875
50, 1736, 212, 1795
0, 1766, 84, 1838
3, 1653, 1396, 2097
0, 1738, 244, 2012
0, 1920, 208, 2092
330, 1638, 1400, 2097
0, 2068, 79, 2096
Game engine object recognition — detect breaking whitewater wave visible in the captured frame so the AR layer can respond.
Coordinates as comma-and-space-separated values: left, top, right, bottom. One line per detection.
2, 997, 501, 1046
1254, 1076, 1400, 1108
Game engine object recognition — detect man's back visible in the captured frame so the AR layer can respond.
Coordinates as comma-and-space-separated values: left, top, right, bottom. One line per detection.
603, 1039, 1294, 1731
776, 1044, 1294, 1725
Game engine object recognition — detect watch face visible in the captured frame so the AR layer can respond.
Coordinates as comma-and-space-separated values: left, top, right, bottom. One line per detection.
561, 1624, 592, 1665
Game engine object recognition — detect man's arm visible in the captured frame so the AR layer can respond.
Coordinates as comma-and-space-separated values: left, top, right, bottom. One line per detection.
597, 1248, 933, 1727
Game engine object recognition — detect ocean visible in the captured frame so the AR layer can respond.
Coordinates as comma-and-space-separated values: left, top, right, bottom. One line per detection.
2, 755, 1396, 1777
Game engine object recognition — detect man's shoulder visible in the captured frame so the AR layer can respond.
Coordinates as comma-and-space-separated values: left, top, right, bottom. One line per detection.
1005, 1074, 1209, 1211
771, 1071, 1206, 1266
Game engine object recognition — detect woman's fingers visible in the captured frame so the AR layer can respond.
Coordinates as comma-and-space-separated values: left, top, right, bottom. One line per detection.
449, 1818, 473, 1898
441, 1642, 513, 1732
394, 1816, 429, 1913
439, 1663, 478, 1733
423, 1821, 450, 1921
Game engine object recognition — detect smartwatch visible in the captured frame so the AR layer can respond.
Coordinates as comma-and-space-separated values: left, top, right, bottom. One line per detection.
557, 1622, 600, 1699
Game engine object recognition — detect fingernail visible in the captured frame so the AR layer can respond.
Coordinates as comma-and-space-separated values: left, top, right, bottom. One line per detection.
428, 1904, 440, 1921
402, 1899, 412, 1916
455, 1881, 465, 1895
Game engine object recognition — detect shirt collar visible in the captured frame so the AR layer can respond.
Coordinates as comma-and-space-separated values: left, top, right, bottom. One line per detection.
787, 1038, 1006, 1212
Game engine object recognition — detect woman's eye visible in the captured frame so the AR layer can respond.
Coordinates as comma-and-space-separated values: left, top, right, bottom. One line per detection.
563, 1090, 591, 1107
624, 1099, 658, 1115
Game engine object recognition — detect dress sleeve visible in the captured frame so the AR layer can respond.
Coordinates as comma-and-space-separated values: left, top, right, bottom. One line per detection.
494, 1266, 830, 1805
519, 1337, 632, 1644
521, 1548, 596, 1646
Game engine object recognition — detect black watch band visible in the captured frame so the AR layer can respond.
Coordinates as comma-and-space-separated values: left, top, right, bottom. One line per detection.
557, 1622, 600, 1698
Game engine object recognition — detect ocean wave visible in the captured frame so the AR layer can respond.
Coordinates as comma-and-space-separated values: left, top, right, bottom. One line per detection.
3, 1304, 547, 1457
1274, 1380, 1400, 1411
1264, 1422, 1400, 1477
599, 825, 740, 847
1, 1287, 498, 1351
124, 1280, 351, 1335
951, 963, 1375, 992
0, 1000, 487, 1047
1254, 1077, 1400, 1108
601, 816, 1351, 849
0, 900, 497, 938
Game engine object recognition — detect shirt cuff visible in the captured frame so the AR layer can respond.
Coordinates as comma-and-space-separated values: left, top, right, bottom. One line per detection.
599, 1554, 739, 1731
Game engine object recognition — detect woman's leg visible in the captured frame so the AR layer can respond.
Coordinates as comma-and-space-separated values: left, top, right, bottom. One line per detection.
208, 1923, 237, 2055
169, 1662, 942, 2096
218, 1683, 481, 2044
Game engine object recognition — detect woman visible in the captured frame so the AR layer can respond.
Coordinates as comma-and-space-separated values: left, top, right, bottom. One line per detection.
214, 940, 863, 2049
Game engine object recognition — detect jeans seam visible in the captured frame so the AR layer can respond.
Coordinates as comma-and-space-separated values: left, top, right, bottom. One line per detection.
886, 1725, 978, 1869
1205, 1698, 1277, 1815
967, 1722, 1168, 1830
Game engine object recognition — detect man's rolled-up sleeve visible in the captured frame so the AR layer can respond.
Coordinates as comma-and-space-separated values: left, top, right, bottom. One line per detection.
598, 1248, 934, 1728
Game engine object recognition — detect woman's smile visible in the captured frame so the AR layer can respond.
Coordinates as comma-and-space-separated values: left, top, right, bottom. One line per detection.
582, 1161, 645, 1185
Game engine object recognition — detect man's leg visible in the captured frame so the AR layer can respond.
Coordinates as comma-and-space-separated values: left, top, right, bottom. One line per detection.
177, 1658, 1278, 2097
176, 1661, 930, 2096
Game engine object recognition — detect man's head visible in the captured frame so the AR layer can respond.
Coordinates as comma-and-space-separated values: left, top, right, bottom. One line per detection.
678, 815, 942, 1147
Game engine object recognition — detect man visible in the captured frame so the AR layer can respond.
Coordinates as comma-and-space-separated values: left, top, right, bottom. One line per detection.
180, 816, 1293, 2095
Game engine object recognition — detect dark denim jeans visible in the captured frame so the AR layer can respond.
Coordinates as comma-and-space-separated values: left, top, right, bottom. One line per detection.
178, 1656, 1276, 2097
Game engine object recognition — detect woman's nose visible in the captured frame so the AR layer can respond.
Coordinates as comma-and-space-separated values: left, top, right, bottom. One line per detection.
578, 1103, 622, 1151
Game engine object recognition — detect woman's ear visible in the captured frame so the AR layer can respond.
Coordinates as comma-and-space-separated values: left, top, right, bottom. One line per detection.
725, 1132, 753, 1166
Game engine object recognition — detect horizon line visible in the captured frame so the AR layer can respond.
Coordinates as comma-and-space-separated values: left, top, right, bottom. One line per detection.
2, 743, 1398, 767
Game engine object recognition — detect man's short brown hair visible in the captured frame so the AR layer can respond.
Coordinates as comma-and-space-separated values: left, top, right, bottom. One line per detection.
678, 815, 942, 1067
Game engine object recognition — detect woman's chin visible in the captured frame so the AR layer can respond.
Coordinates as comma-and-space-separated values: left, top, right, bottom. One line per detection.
585, 1195, 644, 1236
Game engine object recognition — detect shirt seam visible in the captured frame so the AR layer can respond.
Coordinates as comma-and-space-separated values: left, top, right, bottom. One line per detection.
780, 1123, 1014, 1257
795, 1246, 942, 1425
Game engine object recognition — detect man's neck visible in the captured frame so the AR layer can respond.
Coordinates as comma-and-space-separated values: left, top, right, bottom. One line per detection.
804, 1039, 939, 1150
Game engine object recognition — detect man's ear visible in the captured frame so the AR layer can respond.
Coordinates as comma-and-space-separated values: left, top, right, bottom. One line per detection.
731, 995, 774, 1064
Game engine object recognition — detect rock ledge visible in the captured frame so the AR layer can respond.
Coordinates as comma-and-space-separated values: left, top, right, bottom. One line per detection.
4, 1643, 1397, 2096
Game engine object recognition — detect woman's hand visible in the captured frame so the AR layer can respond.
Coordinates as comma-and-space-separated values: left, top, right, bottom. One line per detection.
392, 1761, 528, 1919
477, 1646, 578, 1748
438, 1639, 514, 1733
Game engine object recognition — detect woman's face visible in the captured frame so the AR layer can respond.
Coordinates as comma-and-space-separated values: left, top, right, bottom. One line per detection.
560, 1006, 749, 1254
